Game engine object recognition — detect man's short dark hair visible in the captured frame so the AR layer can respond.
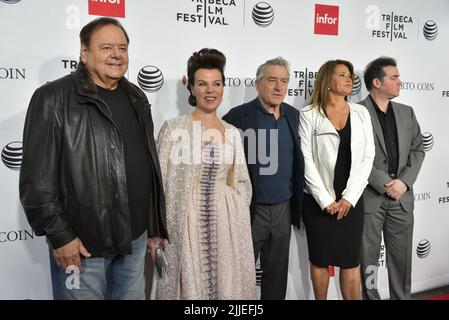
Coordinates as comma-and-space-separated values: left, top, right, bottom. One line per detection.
363, 57, 397, 91
79, 17, 129, 49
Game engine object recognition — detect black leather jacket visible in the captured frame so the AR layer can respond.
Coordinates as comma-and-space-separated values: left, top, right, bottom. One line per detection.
19, 65, 168, 257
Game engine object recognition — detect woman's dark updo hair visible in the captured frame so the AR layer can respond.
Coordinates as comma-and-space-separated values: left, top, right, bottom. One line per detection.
187, 48, 226, 106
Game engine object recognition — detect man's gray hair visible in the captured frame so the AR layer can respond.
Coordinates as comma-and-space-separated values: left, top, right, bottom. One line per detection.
255, 57, 290, 81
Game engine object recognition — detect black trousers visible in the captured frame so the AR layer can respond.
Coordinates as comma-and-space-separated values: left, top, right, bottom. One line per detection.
252, 201, 291, 300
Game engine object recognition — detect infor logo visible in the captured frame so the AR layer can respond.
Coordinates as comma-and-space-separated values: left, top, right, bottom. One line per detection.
88, 0, 125, 18
314, 4, 339, 36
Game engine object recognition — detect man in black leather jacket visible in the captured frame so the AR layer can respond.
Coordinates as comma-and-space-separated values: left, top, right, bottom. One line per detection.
19, 17, 167, 300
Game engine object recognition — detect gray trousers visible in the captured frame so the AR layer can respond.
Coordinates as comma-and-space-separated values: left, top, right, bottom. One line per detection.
360, 196, 414, 300
252, 201, 291, 300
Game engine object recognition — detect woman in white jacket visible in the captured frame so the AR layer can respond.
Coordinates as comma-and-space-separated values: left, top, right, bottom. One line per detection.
299, 60, 375, 300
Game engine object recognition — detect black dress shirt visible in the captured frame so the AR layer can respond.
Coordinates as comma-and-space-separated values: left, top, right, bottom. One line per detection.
370, 95, 399, 177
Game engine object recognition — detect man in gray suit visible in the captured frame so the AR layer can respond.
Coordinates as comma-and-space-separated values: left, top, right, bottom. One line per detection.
358, 57, 425, 300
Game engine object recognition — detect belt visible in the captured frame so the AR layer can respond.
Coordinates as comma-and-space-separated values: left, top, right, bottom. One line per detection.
388, 173, 398, 179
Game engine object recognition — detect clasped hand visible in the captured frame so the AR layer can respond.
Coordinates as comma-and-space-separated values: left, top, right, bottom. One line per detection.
385, 179, 407, 200
325, 198, 352, 220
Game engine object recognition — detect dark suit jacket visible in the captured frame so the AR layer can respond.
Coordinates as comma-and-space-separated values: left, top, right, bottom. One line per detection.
358, 96, 425, 213
223, 98, 305, 228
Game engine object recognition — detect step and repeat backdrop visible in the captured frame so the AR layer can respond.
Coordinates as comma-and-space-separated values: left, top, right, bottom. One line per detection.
1, 0, 448, 299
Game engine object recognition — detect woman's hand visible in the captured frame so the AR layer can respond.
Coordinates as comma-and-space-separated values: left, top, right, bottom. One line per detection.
147, 236, 166, 262
324, 202, 339, 215
335, 198, 352, 220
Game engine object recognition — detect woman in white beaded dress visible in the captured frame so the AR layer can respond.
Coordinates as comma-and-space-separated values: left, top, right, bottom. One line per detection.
152, 48, 256, 299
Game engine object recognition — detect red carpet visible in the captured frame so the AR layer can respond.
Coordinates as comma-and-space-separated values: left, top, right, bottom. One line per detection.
423, 294, 449, 300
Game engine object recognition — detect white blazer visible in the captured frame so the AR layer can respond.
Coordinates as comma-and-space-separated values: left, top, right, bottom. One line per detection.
298, 102, 375, 210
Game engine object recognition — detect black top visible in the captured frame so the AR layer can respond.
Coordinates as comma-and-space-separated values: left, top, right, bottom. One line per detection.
255, 99, 294, 205
97, 85, 153, 240
302, 113, 365, 269
370, 95, 399, 176
333, 115, 352, 199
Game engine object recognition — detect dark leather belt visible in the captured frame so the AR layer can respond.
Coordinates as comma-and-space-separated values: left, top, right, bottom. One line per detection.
389, 173, 397, 179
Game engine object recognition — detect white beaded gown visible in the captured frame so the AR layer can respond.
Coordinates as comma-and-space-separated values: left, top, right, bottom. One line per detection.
153, 114, 256, 300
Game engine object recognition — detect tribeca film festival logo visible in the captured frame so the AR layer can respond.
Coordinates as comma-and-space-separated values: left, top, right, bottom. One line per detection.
288, 68, 318, 100
438, 182, 449, 205
176, 0, 237, 27
314, 4, 339, 36
61, 59, 78, 74
417, 239, 431, 259
88, 0, 125, 18
438, 181, 449, 204
377, 244, 386, 268
252, 2, 274, 27
1, 141, 22, 171
422, 132, 434, 152
137, 65, 164, 93
365, 6, 414, 41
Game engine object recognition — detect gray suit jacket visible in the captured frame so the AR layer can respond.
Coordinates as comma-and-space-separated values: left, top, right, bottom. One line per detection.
358, 96, 425, 213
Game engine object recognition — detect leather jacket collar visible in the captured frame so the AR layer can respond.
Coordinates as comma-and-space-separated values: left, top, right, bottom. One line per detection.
76, 62, 147, 105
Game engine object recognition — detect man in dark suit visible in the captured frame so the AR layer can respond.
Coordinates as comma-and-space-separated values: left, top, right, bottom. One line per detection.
223, 57, 304, 299
358, 57, 425, 300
